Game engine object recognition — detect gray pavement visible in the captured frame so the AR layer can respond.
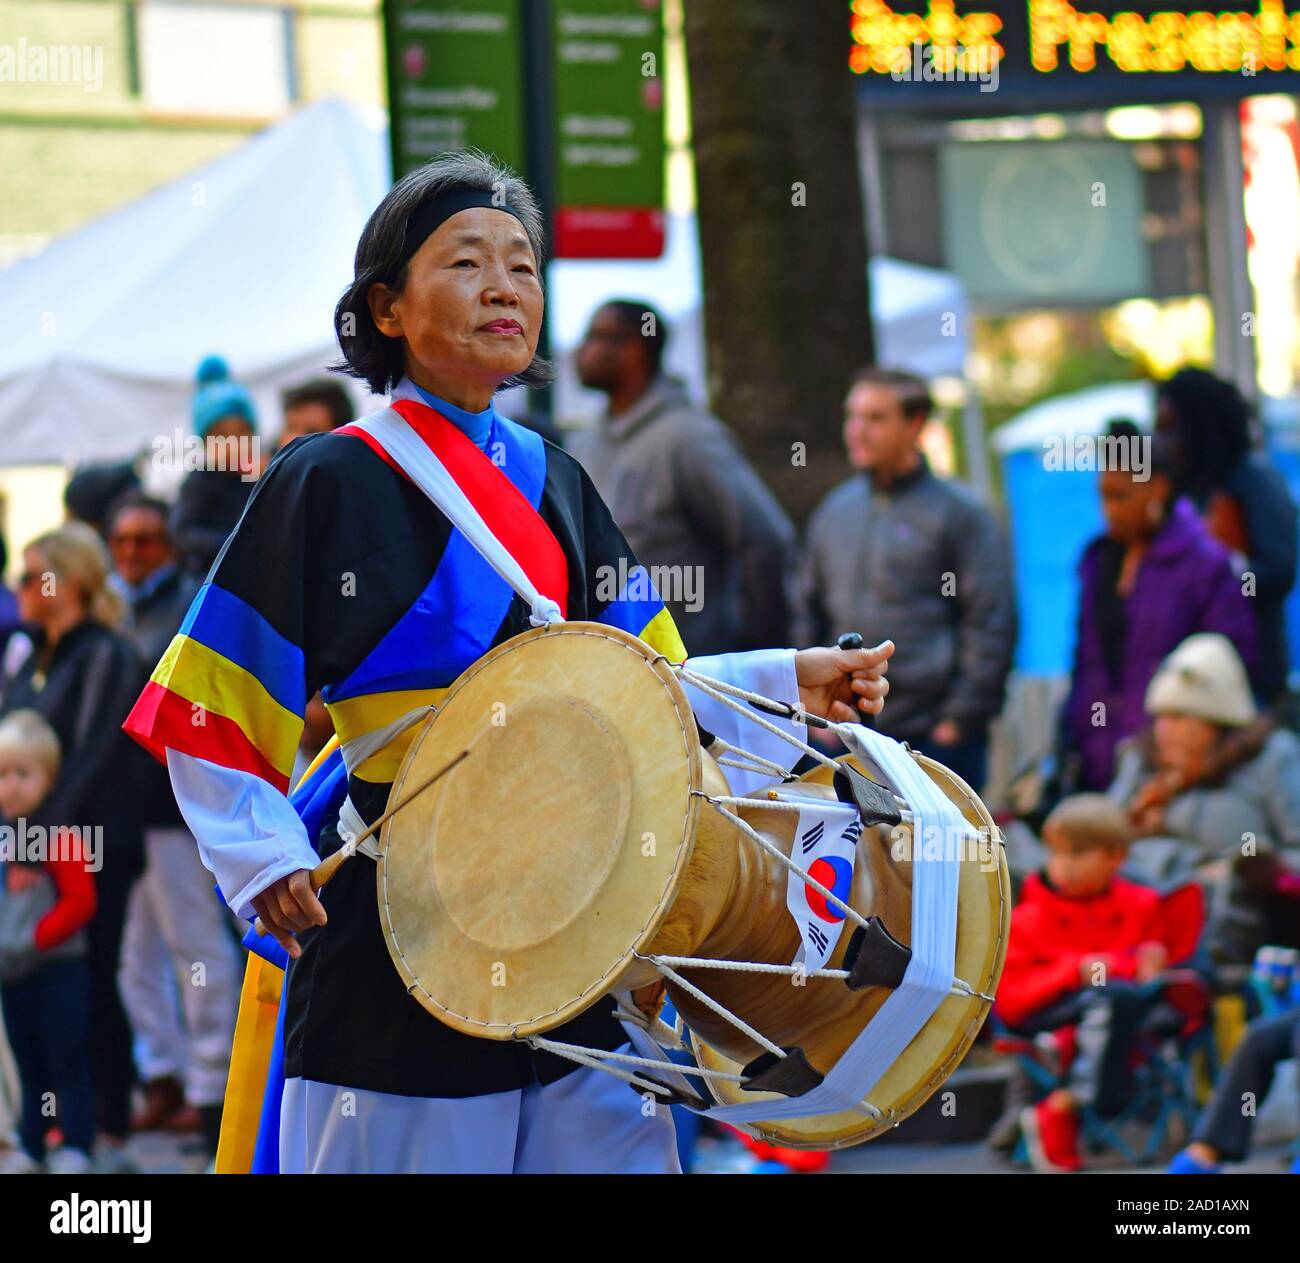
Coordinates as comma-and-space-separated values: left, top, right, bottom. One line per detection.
829, 1138, 1290, 1175
118, 1129, 1291, 1176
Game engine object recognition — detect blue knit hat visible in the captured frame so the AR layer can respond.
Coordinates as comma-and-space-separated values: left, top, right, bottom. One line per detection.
192, 355, 258, 438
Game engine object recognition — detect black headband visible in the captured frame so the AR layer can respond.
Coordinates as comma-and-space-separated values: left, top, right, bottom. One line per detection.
395, 187, 526, 278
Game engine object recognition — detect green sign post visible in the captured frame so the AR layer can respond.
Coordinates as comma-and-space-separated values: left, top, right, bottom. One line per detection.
382, 0, 664, 258
550, 0, 665, 257
383, 0, 526, 181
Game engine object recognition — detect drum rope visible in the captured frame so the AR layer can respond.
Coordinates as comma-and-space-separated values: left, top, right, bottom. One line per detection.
641, 957, 788, 1060
520, 1037, 674, 1097
646, 953, 850, 981
675, 666, 840, 771
716, 754, 792, 779
705, 789, 913, 826
676, 665, 912, 813
693, 792, 872, 933
949, 978, 997, 1003
709, 736, 791, 780
612, 1006, 685, 1050
643, 953, 990, 1002
525, 1037, 747, 1085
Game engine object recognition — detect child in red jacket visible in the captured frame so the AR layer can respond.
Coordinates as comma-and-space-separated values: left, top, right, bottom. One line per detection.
995, 793, 1202, 1172
0, 710, 97, 1174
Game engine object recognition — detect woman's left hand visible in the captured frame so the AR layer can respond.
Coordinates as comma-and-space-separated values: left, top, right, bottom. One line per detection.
795, 641, 894, 724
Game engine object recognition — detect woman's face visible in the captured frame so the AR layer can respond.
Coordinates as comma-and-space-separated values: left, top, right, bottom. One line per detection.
1100, 469, 1169, 544
369, 207, 543, 396
17, 547, 80, 627
1153, 712, 1219, 779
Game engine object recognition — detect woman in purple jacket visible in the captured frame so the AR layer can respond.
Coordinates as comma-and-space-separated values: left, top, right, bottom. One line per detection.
1063, 422, 1258, 791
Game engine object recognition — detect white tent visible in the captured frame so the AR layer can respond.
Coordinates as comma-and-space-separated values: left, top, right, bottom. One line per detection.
0, 94, 972, 462
990, 380, 1155, 455
0, 98, 391, 467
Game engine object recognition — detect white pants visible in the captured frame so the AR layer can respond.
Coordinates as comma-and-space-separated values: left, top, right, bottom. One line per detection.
279, 1050, 681, 1174
117, 827, 241, 1107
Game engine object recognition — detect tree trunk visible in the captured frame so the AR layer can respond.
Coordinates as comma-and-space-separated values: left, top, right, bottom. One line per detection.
682, 0, 873, 523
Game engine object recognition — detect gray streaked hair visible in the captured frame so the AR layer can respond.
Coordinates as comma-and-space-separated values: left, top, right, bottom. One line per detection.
332, 149, 551, 394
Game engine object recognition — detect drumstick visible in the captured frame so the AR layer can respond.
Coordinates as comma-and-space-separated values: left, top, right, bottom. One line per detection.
252, 749, 469, 939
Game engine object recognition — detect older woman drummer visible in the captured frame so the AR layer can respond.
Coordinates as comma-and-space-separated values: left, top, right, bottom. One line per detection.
123, 150, 893, 1175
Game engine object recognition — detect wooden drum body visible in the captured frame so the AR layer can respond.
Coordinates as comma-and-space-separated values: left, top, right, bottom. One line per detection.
376, 622, 1009, 1149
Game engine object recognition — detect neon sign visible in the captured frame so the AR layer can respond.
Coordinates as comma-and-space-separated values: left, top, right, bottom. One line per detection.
850, 0, 1300, 85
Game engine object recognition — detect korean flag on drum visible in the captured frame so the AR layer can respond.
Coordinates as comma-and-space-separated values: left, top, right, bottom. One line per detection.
785, 799, 864, 973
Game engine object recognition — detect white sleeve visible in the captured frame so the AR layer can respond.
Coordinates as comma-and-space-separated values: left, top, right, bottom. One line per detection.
681, 648, 805, 797
167, 749, 320, 923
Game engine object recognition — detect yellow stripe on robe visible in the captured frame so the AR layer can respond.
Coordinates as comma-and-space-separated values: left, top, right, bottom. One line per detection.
214, 742, 345, 1174
325, 686, 449, 784
637, 605, 688, 665
152, 635, 303, 781
214, 954, 284, 1174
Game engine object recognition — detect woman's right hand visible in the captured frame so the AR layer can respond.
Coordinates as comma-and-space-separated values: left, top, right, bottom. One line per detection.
251, 870, 327, 960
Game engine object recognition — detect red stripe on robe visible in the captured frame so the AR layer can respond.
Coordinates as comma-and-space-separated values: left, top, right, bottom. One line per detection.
125, 681, 291, 793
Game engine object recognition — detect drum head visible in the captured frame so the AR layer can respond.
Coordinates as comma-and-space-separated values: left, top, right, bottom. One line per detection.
377, 622, 703, 1039
688, 754, 1010, 1149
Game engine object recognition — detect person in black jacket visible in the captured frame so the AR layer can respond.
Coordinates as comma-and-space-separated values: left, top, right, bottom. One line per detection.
0, 523, 148, 1171
105, 493, 239, 1152
63, 459, 140, 539
1157, 369, 1298, 704
172, 355, 261, 577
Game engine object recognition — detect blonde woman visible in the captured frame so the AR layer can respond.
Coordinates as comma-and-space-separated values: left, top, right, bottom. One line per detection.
0, 521, 148, 1170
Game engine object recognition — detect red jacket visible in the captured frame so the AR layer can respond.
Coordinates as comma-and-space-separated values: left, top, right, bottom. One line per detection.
994, 873, 1203, 1029
4, 834, 97, 954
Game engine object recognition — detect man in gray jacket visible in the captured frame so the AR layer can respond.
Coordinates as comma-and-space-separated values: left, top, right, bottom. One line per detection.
796, 367, 1015, 789
570, 300, 795, 655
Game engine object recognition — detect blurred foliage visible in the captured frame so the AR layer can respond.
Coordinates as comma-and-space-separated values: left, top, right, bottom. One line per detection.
971, 297, 1215, 435
971, 309, 1142, 437
940, 297, 1215, 491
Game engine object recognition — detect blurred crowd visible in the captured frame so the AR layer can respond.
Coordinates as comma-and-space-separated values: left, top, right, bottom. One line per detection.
0, 301, 1297, 1175
0, 362, 349, 1173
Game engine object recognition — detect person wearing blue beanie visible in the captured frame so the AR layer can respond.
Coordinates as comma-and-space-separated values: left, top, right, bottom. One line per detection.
191, 355, 258, 440
172, 356, 261, 576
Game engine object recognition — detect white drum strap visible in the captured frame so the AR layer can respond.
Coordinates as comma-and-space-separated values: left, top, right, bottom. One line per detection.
695, 722, 972, 1123
352, 381, 565, 630
330, 706, 437, 862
